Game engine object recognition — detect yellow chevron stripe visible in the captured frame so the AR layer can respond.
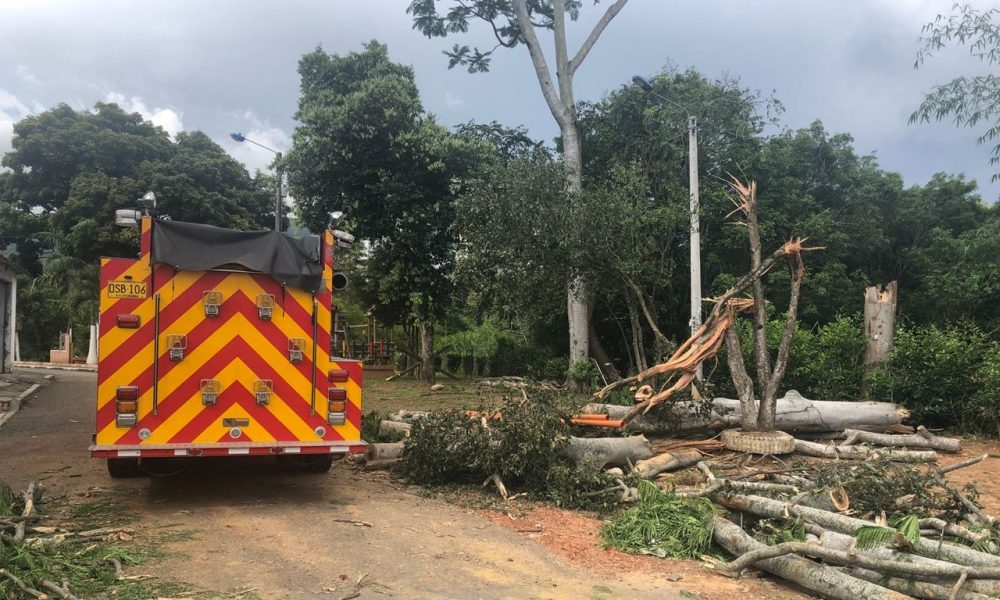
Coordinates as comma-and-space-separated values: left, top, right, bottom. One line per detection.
98, 274, 321, 408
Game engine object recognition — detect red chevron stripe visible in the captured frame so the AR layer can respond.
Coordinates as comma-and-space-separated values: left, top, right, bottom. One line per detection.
249, 274, 316, 338
102, 292, 320, 415
98, 270, 227, 385
158, 382, 245, 444
100, 258, 135, 284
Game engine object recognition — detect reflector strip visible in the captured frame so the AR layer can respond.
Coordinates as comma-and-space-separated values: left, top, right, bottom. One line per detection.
228, 448, 251, 455
117, 450, 141, 457
173, 449, 188, 456
284, 447, 301, 454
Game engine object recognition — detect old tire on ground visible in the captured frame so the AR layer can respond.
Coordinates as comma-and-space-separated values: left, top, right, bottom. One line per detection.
721, 429, 795, 455
107, 457, 142, 478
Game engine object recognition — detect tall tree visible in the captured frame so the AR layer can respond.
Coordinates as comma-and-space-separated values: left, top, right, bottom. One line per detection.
408, 0, 630, 380
911, 3, 1000, 183
286, 42, 478, 382
0, 102, 273, 359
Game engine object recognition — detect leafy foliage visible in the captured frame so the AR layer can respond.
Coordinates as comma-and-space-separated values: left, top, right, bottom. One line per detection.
398, 396, 621, 507
815, 456, 968, 520
600, 481, 716, 559
854, 514, 921, 550
912, 3, 1000, 179
871, 322, 997, 432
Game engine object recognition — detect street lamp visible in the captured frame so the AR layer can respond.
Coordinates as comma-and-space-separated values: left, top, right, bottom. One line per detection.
230, 132, 283, 232
632, 75, 703, 345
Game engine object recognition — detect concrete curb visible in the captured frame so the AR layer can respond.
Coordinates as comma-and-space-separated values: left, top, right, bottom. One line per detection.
15, 361, 97, 372
0, 383, 42, 429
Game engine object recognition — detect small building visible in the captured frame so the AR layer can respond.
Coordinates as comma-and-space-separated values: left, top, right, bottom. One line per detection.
0, 255, 16, 374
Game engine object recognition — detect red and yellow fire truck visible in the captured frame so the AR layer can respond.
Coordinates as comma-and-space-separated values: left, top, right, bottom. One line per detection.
89, 215, 365, 477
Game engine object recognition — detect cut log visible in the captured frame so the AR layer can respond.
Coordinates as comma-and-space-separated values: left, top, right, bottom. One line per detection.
365, 442, 404, 461
378, 420, 412, 438
387, 410, 430, 423
584, 390, 907, 434
633, 450, 702, 479
820, 530, 1000, 596
712, 517, 910, 600
842, 427, 960, 453
560, 435, 652, 470
793, 486, 850, 512
712, 493, 1000, 568
793, 439, 936, 463
842, 566, 991, 600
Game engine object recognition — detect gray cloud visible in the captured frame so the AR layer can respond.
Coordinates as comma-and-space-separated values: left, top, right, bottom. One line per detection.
0, 0, 996, 199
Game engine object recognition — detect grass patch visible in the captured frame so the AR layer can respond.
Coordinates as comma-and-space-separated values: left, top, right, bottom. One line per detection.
71, 500, 138, 527
600, 481, 716, 559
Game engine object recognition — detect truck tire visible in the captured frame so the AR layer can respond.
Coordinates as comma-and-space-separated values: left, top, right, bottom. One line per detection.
107, 458, 141, 478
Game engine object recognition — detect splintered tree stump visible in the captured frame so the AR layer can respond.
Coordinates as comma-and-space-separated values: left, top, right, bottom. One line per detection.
713, 517, 910, 600
560, 435, 652, 470
794, 486, 850, 513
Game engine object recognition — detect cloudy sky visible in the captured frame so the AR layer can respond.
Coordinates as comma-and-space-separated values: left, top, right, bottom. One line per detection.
1, 0, 997, 201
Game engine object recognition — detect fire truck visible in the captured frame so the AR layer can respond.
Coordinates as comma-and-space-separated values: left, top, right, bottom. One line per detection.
89, 212, 365, 477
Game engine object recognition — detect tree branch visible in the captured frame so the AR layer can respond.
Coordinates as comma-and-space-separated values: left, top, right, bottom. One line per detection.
568, 0, 629, 75
551, 0, 574, 110
763, 249, 804, 416
512, 0, 570, 126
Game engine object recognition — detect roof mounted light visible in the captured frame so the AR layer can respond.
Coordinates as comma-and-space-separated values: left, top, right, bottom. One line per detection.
115, 209, 142, 228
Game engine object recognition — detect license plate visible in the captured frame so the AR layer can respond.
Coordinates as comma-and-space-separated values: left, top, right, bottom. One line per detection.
107, 280, 147, 299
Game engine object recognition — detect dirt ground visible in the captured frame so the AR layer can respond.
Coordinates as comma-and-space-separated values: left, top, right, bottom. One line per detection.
2, 371, 997, 600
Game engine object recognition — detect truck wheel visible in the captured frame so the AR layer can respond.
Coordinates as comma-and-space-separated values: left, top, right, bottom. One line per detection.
107, 458, 141, 478
302, 456, 334, 473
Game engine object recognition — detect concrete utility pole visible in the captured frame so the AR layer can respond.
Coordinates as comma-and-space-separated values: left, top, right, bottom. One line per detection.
688, 115, 702, 338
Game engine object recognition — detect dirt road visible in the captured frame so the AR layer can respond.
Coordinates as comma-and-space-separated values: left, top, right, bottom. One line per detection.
0, 369, 696, 600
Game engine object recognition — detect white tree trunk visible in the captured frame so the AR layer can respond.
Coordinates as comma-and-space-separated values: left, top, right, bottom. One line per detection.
560, 435, 652, 469
863, 281, 897, 396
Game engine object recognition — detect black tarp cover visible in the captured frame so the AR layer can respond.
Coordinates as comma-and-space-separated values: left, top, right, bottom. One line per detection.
151, 219, 323, 293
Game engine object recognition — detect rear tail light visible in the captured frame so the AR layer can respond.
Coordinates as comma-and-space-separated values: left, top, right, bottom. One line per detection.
116, 386, 139, 401
328, 369, 349, 382
116, 314, 141, 328
327, 388, 347, 425
115, 386, 139, 427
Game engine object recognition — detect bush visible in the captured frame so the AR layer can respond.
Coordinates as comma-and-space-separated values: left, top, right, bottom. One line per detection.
871, 322, 993, 431
398, 395, 619, 507
440, 321, 556, 377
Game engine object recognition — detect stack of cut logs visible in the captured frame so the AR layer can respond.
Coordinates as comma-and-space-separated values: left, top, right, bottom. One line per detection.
363, 390, 1000, 600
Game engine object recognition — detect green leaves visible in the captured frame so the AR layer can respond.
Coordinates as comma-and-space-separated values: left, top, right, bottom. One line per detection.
854, 515, 920, 550
600, 481, 716, 559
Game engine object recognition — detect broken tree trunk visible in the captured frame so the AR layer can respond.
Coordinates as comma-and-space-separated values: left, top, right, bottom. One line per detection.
633, 450, 702, 479
793, 439, 937, 462
712, 493, 1000, 568
820, 530, 1000, 596
560, 435, 652, 470
842, 427, 960, 453
712, 516, 910, 600
583, 390, 907, 434
793, 486, 850, 512
863, 281, 897, 397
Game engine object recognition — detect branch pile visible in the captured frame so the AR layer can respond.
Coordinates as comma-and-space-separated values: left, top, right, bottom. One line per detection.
0, 481, 138, 599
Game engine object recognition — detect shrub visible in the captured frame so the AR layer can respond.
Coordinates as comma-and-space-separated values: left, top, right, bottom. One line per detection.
871, 322, 992, 431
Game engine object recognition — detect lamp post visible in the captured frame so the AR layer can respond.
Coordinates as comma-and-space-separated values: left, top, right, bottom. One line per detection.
230, 132, 283, 232
632, 76, 703, 344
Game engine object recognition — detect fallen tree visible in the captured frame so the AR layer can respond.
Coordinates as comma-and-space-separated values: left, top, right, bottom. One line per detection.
583, 390, 908, 435
560, 435, 652, 469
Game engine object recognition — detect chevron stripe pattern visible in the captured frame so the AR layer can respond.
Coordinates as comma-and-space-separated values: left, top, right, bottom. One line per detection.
92, 218, 363, 456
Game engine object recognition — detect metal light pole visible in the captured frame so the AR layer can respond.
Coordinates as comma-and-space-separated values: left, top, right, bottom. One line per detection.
230, 132, 283, 232
632, 76, 703, 342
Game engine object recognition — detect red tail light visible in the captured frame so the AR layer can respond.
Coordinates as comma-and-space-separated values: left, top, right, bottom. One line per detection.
116, 314, 141, 328
328, 388, 347, 401
116, 386, 139, 401
328, 369, 349, 382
